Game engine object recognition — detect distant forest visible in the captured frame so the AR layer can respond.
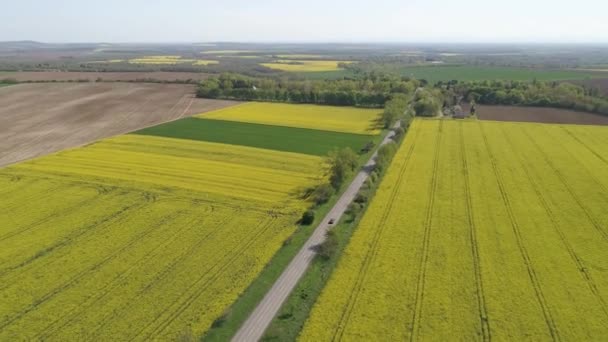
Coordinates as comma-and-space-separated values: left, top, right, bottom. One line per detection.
198, 73, 608, 117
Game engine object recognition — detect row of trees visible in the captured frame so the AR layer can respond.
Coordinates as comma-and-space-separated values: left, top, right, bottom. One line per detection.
445, 80, 608, 116
197, 73, 421, 107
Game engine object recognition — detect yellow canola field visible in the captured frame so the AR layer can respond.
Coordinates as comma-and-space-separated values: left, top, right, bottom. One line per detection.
201, 50, 255, 54
127, 56, 218, 65
300, 119, 608, 341
193, 60, 219, 66
261, 60, 353, 72
0, 135, 323, 341
275, 54, 326, 59
199, 102, 382, 135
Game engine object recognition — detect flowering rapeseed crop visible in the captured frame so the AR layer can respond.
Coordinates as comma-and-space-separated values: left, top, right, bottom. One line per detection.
300, 119, 608, 341
0, 135, 323, 340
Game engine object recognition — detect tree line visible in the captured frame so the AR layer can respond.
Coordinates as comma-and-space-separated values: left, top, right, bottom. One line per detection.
197, 73, 421, 107
443, 80, 608, 116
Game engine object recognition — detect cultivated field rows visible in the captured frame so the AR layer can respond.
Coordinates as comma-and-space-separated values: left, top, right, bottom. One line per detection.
0, 135, 324, 340
301, 119, 608, 340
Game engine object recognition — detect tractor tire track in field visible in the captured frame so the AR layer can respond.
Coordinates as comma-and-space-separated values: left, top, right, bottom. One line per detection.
35, 210, 208, 340
86, 213, 237, 338
499, 125, 608, 320
134, 218, 279, 340
546, 126, 608, 201
0, 176, 36, 197
0, 187, 115, 246
410, 120, 443, 342
459, 124, 492, 341
0, 197, 146, 291
331, 125, 421, 342
0, 190, 117, 274
479, 122, 561, 341
520, 127, 608, 243
0, 182, 67, 214
560, 126, 608, 166
0, 200, 153, 330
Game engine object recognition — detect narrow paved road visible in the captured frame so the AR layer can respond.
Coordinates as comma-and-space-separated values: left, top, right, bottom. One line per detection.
232, 121, 401, 342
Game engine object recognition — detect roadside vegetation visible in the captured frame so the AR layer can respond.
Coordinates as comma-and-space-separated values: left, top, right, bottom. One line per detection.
202, 131, 387, 342
260, 97, 412, 341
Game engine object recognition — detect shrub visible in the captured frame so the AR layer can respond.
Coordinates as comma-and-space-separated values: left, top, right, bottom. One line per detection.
301, 210, 315, 225
313, 183, 335, 205
318, 230, 339, 260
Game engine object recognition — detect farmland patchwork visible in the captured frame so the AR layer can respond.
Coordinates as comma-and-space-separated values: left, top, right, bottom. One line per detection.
0, 135, 324, 340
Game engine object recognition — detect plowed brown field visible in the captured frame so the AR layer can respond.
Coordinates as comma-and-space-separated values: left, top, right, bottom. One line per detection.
462, 104, 608, 125
0, 83, 238, 167
0, 71, 210, 82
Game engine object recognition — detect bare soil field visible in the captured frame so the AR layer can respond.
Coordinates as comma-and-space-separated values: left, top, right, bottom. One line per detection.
462, 104, 608, 125
0, 83, 238, 167
0, 71, 211, 82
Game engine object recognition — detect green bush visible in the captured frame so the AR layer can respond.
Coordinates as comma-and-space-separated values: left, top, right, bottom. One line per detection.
318, 230, 339, 260
301, 210, 315, 225
312, 183, 335, 205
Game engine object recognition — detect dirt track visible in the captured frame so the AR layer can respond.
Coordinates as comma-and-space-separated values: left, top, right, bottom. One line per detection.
0, 83, 238, 167
464, 104, 608, 126
0, 71, 211, 82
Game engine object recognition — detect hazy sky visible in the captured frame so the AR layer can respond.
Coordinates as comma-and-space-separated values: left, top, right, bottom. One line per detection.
1, 0, 607, 43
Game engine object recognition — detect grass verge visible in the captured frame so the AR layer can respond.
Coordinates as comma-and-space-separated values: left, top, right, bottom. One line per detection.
201, 130, 386, 342
260, 127, 406, 341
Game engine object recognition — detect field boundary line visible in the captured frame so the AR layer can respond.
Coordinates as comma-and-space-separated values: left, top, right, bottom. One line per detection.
410, 120, 443, 341
520, 127, 608, 243
499, 125, 608, 319
459, 123, 491, 341
331, 123, 421, 342
179, 95, 196, 119
479, 122, 561, 341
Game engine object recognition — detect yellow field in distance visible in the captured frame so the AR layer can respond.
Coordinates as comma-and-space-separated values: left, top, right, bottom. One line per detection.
199, 102, 382, 135
201, 50, 255, 54
300, 119, 608, 341
261, 60, 354, 72
274, 54, 326, 59
193, 60, 219, 66
0, 135, 323, 341
126, 56, 218, 65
